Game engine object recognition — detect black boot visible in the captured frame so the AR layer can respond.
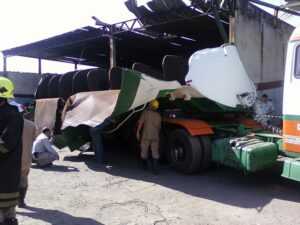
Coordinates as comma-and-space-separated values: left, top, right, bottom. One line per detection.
141, 159, 148, 170
18, 186, 28, 208
152, 159, 159, 175
4, 217, 18, 225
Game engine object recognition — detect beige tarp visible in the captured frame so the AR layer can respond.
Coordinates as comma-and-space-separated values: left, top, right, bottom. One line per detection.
61, 90, 120, 129
34, 98, 59, 134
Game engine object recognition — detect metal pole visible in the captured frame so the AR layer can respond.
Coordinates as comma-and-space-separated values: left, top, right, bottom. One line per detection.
75, 63, 78, 70
212, 8, 229, 43
248, 0, 300, 17
3, 55, 7, 77
110, 37, 116, 68
229, 16, 235, 43
38, 58, 42, 76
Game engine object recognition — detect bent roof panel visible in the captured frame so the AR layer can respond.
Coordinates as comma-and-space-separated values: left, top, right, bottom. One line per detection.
2, 3, 228, 69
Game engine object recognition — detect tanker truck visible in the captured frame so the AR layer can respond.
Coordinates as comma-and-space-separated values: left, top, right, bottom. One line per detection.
33, 26, 300, 182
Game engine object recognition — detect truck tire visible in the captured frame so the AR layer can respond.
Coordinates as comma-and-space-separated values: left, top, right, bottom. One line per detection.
166, 129, 202, 173
198, 135, 212, 170
159, 132, 166, 162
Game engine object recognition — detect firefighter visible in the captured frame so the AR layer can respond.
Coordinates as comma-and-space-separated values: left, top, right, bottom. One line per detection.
0, 77, 24, 225
136, 100, 161, 174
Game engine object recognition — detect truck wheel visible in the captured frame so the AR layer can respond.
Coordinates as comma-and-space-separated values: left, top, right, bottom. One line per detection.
159, 132, 167, 162
198, 135, 212, 170
166, 129, 202, 173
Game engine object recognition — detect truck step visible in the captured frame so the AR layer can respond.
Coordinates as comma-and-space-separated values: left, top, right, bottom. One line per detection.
282, 158, 300, 182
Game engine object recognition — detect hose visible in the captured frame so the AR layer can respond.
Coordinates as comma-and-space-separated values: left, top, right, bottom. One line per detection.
101, 103, 147, 134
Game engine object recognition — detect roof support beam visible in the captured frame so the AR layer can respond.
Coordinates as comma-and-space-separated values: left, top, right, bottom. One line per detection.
38, 58, 42, 76
212, 8, 229, 43
110, 37, 117, 68
248, 0, 300, 17
99, 4, 226, 37
3, 55, 7, 77
2, 3, 229, 59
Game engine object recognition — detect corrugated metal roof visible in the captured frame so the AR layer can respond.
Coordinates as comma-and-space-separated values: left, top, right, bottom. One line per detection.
2, 1, 230, 69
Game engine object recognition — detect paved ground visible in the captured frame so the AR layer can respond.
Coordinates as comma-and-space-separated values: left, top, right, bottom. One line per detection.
17, 146, 300, 225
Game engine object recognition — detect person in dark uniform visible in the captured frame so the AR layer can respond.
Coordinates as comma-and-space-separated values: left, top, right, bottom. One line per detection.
0, 77, 24, 225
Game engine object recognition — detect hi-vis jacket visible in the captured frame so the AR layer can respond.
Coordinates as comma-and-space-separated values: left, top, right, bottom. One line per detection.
0, 102, 23, 209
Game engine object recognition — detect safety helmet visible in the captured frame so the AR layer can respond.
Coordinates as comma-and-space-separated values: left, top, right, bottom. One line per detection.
150, 99, 159, 109
0, 77, 14, 99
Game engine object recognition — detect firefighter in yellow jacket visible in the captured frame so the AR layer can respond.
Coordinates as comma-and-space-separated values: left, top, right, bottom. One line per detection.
0, 77, 24, 225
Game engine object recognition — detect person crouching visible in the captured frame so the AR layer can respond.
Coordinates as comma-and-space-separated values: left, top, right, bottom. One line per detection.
32, 127, 59, 167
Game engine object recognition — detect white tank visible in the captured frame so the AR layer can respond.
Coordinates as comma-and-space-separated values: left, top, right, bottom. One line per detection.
185, 44, 256, 108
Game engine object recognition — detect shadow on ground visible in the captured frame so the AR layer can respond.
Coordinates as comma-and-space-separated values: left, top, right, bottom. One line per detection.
18, 206, 104, 225
63, 145, 300, 212
31, 164, 79, 172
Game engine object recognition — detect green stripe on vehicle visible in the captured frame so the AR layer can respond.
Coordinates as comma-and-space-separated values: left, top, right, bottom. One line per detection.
283, 114, 300, 121
157, 89, 173, 98
112, 69, 141, 117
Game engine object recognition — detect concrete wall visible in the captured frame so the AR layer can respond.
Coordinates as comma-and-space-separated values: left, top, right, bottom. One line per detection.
3, 71, 41, 96
233, 0, 294, 115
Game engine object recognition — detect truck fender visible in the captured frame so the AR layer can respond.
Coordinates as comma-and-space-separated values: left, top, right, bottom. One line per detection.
162, 118, 214, 136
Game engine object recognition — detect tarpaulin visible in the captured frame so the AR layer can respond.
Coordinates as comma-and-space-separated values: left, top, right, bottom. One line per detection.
61, 69, 181, 129
34, 98, 60, 134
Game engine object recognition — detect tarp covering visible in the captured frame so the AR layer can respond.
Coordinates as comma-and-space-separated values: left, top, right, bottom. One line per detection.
61, 90, 120, 129
34, 98, 59, 134
61, 69, 181, 129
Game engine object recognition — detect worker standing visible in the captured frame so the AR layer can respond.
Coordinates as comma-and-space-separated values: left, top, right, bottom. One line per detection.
136, 100, 161, 174
259, 94, 274, 116
19, 109, 37, 208
0, 77, 24, 225
32, 127, 59, 167
89, 124, 106, 164
255, 94, 275, 125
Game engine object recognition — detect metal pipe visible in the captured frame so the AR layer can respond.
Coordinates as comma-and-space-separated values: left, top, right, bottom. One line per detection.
38, 58, 42, 76
248, 0, 300, 17
212, 8, 229, 43
3, 55, 7, 77
110, 37, 116, 68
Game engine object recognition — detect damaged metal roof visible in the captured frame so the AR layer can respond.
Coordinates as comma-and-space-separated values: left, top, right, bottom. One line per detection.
2, 0, 233, 69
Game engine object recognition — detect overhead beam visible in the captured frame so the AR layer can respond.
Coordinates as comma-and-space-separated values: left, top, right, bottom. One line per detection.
38, 58, 42, 76
212, 8, 229, 43
248, 0, 300, 17
3, 55, 7, 77
2, 4, 226, 57
109, 37, 117, 68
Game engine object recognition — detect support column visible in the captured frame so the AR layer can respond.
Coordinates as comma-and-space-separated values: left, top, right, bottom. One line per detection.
38, 58, 42, 76
229, 16, 235, 43
110, 37, 116, 68
212, 8, 229, 43
75, 63, 78, 70
3, 55, 7, 77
